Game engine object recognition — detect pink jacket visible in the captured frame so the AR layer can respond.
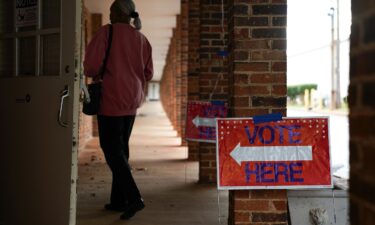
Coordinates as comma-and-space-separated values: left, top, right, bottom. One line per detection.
84, 23, 153, 116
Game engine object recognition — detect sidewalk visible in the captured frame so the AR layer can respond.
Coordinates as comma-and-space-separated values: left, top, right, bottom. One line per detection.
76, 101, 228, 225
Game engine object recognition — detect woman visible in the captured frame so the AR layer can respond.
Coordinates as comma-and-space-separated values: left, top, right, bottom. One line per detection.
84, 0, 153, 220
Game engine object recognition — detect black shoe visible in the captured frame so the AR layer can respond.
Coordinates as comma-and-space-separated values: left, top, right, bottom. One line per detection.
104, 203, 127, 212
120, 199, 145, 220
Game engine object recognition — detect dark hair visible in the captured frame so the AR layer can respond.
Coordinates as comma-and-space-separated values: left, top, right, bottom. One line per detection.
113, 0, 142, 30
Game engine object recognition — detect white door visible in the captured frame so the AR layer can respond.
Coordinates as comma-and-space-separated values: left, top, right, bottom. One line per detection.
148, 82, 160, 101
0, 1, 81, 225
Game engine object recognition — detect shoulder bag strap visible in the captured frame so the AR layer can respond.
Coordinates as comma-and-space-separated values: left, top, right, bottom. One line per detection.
100, 24, 113, 80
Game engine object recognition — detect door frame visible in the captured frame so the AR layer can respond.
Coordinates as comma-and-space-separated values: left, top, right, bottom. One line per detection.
65, 0, 82, 224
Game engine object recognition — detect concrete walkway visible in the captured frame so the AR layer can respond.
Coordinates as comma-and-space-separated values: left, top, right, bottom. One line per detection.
76, 101, 228, 225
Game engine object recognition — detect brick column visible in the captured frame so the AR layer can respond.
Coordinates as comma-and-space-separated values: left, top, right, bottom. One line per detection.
227, 1, 288, 224
79, 6, 94, 149
187, 0, 201, 160
171, 28, 178, 130
79, 12, 103, 149
160, 10, 188, 147
160, 38, 171, 120
199, 0, 229, 183
175, 16, 182, 136
349, 1, 375, 224
180, 0, 189, 146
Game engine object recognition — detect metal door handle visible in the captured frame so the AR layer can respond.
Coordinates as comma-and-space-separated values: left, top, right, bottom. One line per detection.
58, 85, 69, 127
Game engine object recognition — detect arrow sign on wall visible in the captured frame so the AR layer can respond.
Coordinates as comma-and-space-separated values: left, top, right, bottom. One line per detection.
230, 143, 313, 165
217, 117, 332, 189
192, 116, 216, 127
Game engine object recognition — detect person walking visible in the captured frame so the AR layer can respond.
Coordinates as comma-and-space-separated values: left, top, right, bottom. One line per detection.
83, 0, 153, 220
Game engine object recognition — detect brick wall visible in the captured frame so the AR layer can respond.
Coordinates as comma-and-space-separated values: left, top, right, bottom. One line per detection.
180, 0, 189, 146
198, 0, 229, 183
227, 0, 288, 224
187, 0, 201, 161
160, 41, 173, 125
160, 27, 178, 131
160, 7, 189, 147
175, 15, 183, 138
78, 10, 102, 149
349, 1, 375, 224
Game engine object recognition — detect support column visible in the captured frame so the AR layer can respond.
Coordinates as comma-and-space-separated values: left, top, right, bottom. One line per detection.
199, 0, 228, 183
227, 1, 288, 224
349, 1, 375, 224
175, 16, 182, 136
79, 12, 103, 149
160, 7, 188, 148
171, 28, 178, 131
160, 30, 177, 126
180, 0, 189, 146
187, 0, 201, 160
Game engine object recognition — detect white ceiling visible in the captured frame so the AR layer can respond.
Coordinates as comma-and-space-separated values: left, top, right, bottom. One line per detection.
84, 0, 181, 81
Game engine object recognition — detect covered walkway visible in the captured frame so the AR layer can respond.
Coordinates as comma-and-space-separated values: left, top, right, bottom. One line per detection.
76, 101, 228, 225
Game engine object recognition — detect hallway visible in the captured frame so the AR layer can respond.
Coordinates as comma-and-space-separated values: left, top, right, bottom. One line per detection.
76, 101, 228, 225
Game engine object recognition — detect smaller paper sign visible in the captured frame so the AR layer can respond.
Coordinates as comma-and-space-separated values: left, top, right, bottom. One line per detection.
16, 0, 38, 27
216, 117, 332, 190
185, 101, 228, 143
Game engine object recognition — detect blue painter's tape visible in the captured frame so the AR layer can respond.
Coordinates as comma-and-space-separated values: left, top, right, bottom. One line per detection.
211, 100, 225, 106
217, 50, 229, 57
253, 113, 283, 124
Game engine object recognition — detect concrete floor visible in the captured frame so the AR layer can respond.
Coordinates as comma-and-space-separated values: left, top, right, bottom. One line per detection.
76, 101, 228, 225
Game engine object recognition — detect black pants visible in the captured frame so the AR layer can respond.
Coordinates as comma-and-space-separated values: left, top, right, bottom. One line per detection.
97, 115, 141, 206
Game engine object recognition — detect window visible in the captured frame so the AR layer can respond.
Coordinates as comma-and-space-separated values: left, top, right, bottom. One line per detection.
0, 0, 61, 77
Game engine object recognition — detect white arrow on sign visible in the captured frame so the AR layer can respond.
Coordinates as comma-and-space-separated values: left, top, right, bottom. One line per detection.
230, 143, 313, 165
192, 116, 216, 127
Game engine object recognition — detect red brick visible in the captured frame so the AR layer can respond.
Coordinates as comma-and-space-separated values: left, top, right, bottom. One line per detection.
232, 108, 270, 117
250, 73, 286, 84
235, 40, 270, 49
234, 27, 250, 39
252, 28, 286, 38
272, 108, 286, 116
235, 51, 250, 61
272, 40, 287, 50
251, 50, 286, 61
272, 85, 287, 95
234, 190, 251, 199
250, 190, 287, 200
234, 211, 251, 222
200, 154, 216, 161
234, 85, 270, 96
252, 212, 288, 222
271, 62, 286, 72
234, 200, 272, 211
351, 22, 360, 48
200, 161, 210, 167
234, 62, 270, 72
200, 167, 216, 174
350, 116, 375, 138
232, 96, 250, 107
234, 74, 250, 85
210, 26, 227, 32
272, 200, 287, 211
188, 142, 199, 161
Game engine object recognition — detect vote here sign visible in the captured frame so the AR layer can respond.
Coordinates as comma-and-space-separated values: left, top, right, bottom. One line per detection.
185, 101, 228, 143
216, 117, 332, 190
